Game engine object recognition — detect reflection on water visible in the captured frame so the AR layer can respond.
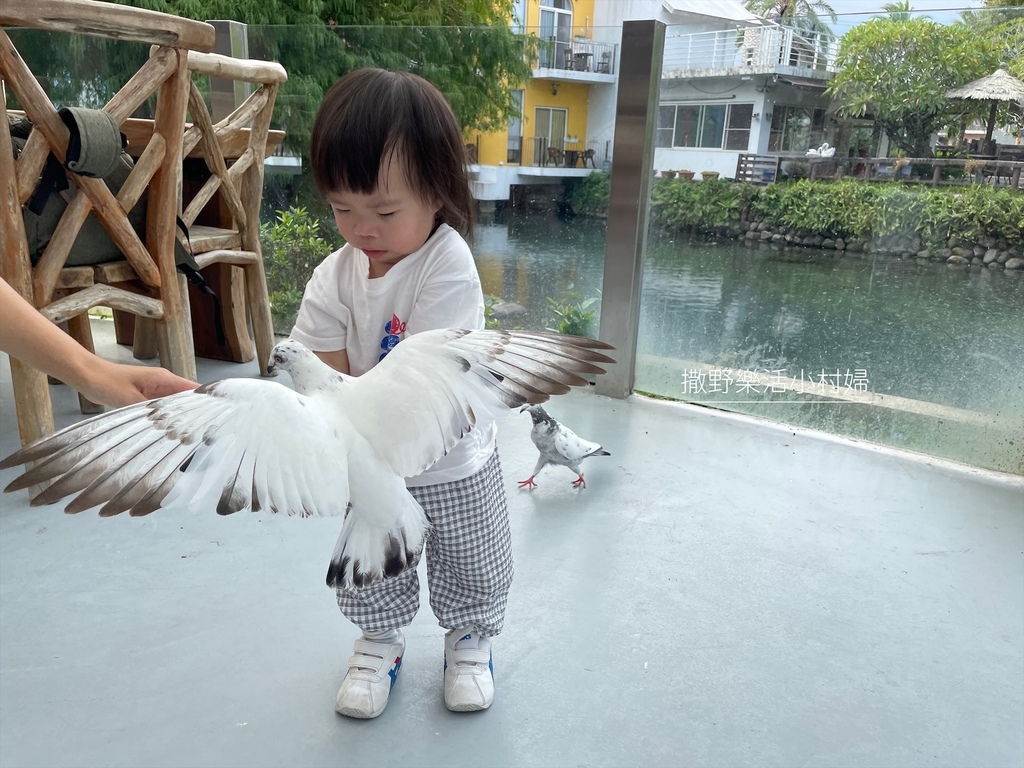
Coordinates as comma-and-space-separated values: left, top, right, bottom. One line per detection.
473, 213, 1024, 474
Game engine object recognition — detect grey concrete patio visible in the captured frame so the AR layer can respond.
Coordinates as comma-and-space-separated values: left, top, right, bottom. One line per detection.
1, 321, 1022, 768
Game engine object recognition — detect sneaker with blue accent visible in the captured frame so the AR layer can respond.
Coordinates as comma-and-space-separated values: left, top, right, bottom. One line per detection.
443, 627, 493, 712
335, 632, 405, 719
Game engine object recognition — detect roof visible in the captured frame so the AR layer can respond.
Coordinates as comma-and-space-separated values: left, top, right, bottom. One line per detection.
661, 0, 766, 26
945, 68, 1024, 102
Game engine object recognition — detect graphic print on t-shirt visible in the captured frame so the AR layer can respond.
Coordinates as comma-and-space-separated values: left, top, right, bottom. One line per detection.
379, 313, 407, 362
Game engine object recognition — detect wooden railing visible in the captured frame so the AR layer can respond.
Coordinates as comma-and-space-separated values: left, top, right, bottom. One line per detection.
807, 156, 1023, 190
735, 153, 781, 185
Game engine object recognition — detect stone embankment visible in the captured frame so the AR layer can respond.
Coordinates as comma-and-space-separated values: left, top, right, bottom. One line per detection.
739, 219, 1024, 272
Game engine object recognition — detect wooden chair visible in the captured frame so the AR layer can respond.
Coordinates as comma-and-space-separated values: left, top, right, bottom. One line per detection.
0, 0, 214, 447
172, 50, 287, 376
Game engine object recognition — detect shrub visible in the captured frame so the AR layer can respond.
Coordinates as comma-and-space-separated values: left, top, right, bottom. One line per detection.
545, 290, 600, 337
751, 180, 1022, 249
260, 206, 338, 334
650, 176, 742, 234
566, 172, 611, 216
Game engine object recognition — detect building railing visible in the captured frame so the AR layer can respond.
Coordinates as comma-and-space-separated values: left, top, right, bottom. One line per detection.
521, 137, 608, 168
507, 135, 522, 164
523, 28, 617, 75
663, 25, 837, 77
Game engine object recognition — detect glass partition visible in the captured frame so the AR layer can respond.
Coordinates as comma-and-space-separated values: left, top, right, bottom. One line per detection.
633, 17, 1023, 475
8, 18, 1020, 475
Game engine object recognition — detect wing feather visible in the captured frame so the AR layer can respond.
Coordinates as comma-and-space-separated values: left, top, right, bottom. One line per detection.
2, 379, 351, 520
341, 329, 614, 478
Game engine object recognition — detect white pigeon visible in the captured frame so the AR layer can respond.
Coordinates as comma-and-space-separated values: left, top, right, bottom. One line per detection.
0, 330, 614, 589
518, 404, 610, 490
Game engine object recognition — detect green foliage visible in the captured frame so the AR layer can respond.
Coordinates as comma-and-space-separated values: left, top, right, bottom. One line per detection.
17, 0, 537, 156
259, 206, 337, 333
743, 0, 838, 40
566, 173, 611, 217
545, 290, 600, 338
826, 18, 999, 157
483, 294, 502, 330
751, 180, 1024, 249
753, 179, 879, 239
650, 177, 743, 234
960, 4, 1024, 137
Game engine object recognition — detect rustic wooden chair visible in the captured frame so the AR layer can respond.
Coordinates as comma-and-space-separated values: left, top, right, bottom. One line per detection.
1, 0, 214, 447
118, 50, 288, 376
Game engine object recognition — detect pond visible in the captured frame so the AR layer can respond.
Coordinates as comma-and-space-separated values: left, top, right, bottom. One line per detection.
472, 212, 1024, 474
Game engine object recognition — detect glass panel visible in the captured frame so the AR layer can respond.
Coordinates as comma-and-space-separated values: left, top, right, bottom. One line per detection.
10, 18, 1023, 477
656, 105, 675, 148
725, 104, 753, 150
638, 20, 1024, 475
768, 109, 785, 152
698, 104, 726, 148
674, 105, 700, 148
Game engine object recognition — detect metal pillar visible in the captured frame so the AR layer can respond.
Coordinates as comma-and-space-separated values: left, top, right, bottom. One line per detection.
596, 19, 664, 399
208, 20, 251, 121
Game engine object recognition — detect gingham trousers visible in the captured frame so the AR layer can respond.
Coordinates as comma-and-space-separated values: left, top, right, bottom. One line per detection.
335, 449, 513, 637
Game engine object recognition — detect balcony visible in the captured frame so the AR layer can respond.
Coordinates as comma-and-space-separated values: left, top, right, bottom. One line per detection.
525, 28, 617, 84
663, 24, 837, 80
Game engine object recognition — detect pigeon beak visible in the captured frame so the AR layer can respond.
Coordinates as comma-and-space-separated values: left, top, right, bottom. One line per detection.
519, 404, 530, 413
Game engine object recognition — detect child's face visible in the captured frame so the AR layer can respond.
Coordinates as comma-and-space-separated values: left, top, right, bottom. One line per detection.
326, 154, 441, 278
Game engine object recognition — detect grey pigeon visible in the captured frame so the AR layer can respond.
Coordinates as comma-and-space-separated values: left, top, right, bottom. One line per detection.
1, 330, 614, 590
518, 404, 610, 489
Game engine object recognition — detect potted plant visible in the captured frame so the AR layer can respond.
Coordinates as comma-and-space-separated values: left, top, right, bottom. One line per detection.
700, 170, 720, 180
678, 169, 695, 180
662, 170, 677, 179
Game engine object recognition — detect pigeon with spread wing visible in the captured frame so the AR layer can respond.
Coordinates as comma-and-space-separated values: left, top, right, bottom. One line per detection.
1, 330, 613, 589
518, 404, 610, 489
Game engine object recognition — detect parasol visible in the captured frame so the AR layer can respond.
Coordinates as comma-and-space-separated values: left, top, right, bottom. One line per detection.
945, 67, 1024, 149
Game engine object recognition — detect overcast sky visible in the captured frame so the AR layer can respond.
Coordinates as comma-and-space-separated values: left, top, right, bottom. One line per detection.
827, 0, 986, 33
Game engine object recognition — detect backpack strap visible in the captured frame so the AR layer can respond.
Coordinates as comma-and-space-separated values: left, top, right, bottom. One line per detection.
175, 216, 226, 347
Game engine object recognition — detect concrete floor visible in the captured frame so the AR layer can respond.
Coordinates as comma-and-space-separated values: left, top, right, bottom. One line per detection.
1, 321, 1022, 768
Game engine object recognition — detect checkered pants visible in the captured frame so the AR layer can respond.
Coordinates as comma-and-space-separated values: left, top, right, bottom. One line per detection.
335, 449, 513, 637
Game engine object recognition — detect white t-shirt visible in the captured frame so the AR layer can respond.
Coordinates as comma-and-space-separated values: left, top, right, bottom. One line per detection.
290, 223, 496, 487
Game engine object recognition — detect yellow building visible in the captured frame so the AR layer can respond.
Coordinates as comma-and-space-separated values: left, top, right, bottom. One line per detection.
467, 0, 617, 202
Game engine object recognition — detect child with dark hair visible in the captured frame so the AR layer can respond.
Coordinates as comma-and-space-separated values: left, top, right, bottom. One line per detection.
291, 68, 508, 719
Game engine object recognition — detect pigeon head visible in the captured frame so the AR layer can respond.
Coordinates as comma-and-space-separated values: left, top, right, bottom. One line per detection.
268, 340, 341, 393
520, 404, 553, 425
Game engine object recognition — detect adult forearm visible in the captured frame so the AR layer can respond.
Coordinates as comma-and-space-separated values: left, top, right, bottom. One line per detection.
0, 278, 95, 388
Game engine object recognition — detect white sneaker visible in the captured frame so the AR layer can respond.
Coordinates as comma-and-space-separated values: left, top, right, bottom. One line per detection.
335, 632, 405, 719
443, 627, 494, 712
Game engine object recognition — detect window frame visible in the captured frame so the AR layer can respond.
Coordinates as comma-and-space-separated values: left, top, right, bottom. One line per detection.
656, 102, 753, 151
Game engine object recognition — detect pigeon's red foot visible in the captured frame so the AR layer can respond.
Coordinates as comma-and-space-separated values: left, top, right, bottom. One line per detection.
572, 474, 586, 489
518, 476, 538, 489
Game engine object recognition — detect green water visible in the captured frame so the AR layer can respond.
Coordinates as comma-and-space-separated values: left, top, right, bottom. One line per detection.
472, 214, 1024, 474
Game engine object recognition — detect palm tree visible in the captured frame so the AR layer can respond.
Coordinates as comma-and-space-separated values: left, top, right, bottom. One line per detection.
744, 0, 838, 24
745, 0, 838, 62
745, 0, 838, 39
880, 1, 915, 22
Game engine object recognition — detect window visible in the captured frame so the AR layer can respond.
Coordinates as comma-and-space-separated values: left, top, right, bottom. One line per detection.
534, 106, 567, 164
656, 103, 752, 150
768, 106, 826, 152
508, 90, 523, 163
539, 0, 573, 69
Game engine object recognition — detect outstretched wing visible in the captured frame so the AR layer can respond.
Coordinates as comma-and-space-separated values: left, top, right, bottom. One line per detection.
0, 378, 350, 519
339, 329, 614, 479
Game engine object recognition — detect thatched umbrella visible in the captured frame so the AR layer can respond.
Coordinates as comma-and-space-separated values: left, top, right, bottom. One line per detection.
945, 68, 1024, 148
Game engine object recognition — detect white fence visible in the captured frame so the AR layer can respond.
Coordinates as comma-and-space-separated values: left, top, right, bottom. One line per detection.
663, 25, 837, 76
